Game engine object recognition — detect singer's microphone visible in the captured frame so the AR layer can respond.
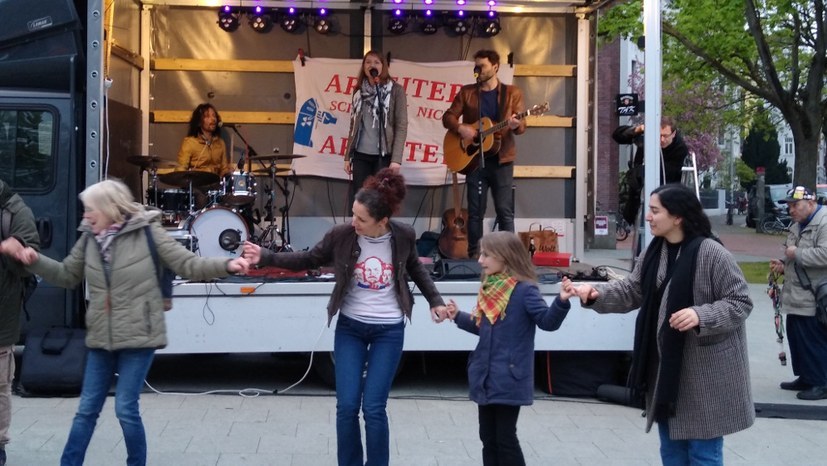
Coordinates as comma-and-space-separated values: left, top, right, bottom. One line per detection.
218, 121, 236, 129
369, 68, 379, 84
473, 65, 482, 81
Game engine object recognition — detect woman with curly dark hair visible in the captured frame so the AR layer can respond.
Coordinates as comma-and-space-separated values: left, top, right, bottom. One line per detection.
243, 168, 447, 466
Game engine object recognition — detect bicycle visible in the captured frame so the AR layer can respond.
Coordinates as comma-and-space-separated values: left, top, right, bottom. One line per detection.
616, 216, 631, 241
760, 214, 793, 235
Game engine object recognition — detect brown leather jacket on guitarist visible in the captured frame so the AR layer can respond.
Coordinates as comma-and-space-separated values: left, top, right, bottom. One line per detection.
442, 82, 526, 164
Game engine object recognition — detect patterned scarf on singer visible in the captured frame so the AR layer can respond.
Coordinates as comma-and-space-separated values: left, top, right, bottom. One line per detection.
351, 79, 394, 131
472, 273, 518, 326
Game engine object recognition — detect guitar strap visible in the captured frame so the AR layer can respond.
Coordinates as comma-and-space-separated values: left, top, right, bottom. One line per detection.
497, 82, 508, 124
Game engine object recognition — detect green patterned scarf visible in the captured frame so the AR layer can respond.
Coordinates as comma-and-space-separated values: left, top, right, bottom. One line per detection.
472, 273, 518, 326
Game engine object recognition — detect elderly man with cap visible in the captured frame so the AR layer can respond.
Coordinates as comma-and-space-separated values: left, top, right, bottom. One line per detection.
770, 186, 827, 400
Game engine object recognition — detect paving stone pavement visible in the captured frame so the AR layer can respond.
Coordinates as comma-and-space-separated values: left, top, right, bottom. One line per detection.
7, 213, 827, 465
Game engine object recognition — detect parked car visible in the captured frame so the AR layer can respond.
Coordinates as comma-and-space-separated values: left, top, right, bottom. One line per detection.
746, 183, 792, 228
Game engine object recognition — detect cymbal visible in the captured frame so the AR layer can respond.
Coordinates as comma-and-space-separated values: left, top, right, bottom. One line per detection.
127, 155, 177, 169
250, 169, 292, 177
159, 170, 220, 187
248, 154, 306, 162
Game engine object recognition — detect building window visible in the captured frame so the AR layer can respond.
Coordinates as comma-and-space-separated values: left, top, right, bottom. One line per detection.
0, 108, 57, 193
785, 136, 793, 156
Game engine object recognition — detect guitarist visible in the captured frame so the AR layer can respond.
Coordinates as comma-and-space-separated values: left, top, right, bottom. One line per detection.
442, 49, 526, 258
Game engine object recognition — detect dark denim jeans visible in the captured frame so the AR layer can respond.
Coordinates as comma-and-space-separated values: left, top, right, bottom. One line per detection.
466, 158, 514, 256
658, 421, 723, 466
61, 348, 156, 466
334, 314, 404, 466
349, 151, 392, 213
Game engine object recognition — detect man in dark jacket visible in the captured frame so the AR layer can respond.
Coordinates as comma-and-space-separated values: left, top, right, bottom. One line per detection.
443, 49, 526, 258
614, 116, 688, 225
0, 178, 40, 465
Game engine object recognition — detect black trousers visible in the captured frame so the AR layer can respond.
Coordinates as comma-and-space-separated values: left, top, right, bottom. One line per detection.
787, 314, 827, 386
466, 157, 514, 257
478, 404, 525, 466
349, 151, 391, 213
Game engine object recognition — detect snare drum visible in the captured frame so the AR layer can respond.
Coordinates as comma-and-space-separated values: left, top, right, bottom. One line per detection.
221, 171, 256, 205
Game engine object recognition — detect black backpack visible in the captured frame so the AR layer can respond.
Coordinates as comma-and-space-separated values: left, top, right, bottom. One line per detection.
144, 225, 175, 311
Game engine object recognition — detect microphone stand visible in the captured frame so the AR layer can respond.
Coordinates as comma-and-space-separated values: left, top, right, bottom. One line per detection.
227, 125, 258, 172
476, 77, 485, 170
374, 76, 385, 159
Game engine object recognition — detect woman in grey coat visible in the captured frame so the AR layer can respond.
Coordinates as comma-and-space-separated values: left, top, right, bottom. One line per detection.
573, 184, 754, 465
6, 179, 249, 466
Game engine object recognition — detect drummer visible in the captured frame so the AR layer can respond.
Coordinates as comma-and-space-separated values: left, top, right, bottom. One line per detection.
177, 103, 234, 177
174, 103, 234, 209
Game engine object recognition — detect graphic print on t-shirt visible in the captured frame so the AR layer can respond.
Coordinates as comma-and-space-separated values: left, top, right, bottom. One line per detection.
353, 256, 394, 290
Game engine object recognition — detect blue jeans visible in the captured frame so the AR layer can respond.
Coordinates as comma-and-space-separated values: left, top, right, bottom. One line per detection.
334, 314, 404, 466
658, 421, 723, 466
61, 348, 156, 466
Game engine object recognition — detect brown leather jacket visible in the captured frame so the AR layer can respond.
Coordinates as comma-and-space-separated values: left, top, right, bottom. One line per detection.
258, 221, 445, 325
442, 81, 526, 164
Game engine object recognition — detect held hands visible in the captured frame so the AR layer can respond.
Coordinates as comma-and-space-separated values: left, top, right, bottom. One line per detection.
226, 257, 250, 275
669, 307, 699, 332
0, 237, 23, 256
431, 299, 459, 323
570, 280, 599, 304
242, 241, 262, 265
558, 277, 577, 302
10, 246, 39, 265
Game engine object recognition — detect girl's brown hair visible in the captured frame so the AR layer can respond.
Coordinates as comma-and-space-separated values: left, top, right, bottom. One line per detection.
479, 231, 537, 283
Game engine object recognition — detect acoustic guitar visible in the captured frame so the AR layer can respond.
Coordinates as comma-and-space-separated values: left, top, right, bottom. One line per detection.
443, 102, 550, 175
437, 172, 469, 260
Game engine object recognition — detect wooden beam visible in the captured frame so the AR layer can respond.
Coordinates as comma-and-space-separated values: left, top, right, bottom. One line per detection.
530, 115, 574, 128
151, 58, 576, 78
152, 58, 294, 73
151, 110, 295, 125
514, 166, 575, 179
514, 64, 576, 77
110, 42, 144, 71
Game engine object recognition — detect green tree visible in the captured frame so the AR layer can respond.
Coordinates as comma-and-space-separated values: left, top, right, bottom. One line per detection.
741, 112, 791, 184
599, 0, 826, 187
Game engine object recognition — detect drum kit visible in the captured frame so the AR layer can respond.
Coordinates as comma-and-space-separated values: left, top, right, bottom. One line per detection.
128, 154, 304, 258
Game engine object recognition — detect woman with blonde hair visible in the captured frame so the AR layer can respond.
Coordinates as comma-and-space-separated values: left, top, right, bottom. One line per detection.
443, 231, 574, 466
2, 178, 248, 466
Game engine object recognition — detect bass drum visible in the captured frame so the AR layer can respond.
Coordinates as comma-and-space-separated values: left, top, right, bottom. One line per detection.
188, 206, 249, 257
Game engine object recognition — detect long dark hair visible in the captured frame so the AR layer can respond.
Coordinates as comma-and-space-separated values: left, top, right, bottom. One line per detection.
651, 184, 712, 239
186, 103, 223, 138
355, 168, 406, 221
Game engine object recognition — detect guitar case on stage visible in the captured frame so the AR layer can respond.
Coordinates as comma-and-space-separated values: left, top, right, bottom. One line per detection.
18, 327, 88, 397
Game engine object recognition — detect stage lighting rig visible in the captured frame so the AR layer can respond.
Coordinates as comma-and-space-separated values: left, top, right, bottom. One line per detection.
479, 11, 500, 37
217, 6, 240, 32
388, 9, 408, 35
419, 9, 439, 35
448, 10, 470, 35
313, 8, 331, 34
248, 6, 273, 33
280, 7, 301, 33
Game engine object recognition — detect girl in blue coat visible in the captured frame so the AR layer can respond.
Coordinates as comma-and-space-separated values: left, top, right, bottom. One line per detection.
444, 231, 574, 466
